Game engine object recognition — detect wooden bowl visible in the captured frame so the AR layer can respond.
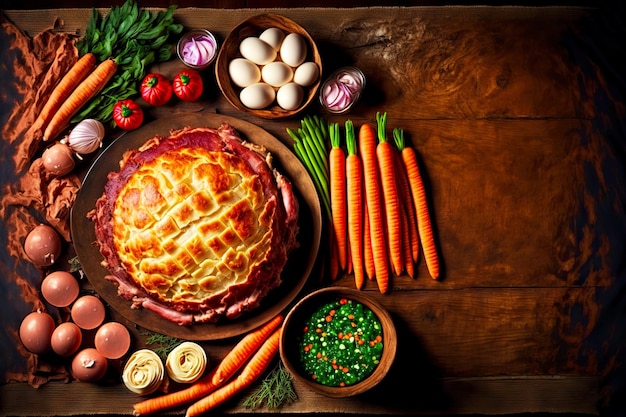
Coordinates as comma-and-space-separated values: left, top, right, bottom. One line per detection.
280, 287, 397, 398
215, 14, 322, 119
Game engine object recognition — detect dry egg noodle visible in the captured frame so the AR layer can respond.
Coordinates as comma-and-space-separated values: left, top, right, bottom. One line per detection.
298, 298, 384, 387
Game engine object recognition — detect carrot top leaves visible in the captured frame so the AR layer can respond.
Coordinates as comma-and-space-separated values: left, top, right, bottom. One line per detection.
376, 111, 389, 143
345, 120, 357, 156
393, 126, 406, 151
73, 0, 183, 124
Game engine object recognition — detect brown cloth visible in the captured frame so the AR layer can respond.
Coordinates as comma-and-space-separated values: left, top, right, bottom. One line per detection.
0, 11, 81, 387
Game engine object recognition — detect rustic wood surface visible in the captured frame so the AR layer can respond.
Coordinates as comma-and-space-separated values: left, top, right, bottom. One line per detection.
2, 4, 625, 417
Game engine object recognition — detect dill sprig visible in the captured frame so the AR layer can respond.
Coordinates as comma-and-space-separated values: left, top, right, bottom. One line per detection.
143, 332, 182, 360
243, 361, 298, 409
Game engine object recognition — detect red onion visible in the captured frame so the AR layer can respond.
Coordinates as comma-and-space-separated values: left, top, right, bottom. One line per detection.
178, 30, 217, 69
320, 67, 366, 113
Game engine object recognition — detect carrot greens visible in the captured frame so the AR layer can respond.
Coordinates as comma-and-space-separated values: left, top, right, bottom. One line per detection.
74, 0, 183, 124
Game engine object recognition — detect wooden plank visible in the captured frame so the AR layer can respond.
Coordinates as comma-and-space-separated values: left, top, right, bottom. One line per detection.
0, 376, 600, 416
2, 7, 597, 119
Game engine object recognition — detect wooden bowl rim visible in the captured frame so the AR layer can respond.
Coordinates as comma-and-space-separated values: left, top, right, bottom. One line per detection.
215, 13, 322, 119
280, 286, 397, 398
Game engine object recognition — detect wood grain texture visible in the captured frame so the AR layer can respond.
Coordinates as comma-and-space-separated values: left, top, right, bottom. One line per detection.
2, 4, 625, 416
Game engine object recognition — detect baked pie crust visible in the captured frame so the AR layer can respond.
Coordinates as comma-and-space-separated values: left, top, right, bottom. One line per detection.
88, 124, 299, 325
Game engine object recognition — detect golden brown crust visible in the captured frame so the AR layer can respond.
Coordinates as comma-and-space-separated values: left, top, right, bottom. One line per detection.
89, 125, 299, 324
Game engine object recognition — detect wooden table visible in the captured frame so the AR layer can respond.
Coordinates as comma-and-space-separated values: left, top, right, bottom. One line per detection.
1, 5, 625, 416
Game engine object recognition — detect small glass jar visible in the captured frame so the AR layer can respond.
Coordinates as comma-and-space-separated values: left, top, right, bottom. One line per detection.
319, 66, 366, 114
177, 29, 218, 70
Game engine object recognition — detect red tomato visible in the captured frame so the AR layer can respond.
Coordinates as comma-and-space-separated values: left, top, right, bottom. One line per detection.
172, 69, 203, 102
113, 99, 144, 131
140, 73, 172, 106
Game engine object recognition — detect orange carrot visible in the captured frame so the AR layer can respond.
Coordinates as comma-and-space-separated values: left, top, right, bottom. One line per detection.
329, 122, 348, 271
362, 202, 375, 281
395, 144, 419, 263
185, 328, 282, 417
359, 122, 389, 293
211, 313, 283, 386
376, 112, 403, 277
393, 127, 440, 279
36, 52, 96, 137
133, 368, 219, 416
345, 120, 364, 289
44, 57, 117, 141
400, 200, 415, 278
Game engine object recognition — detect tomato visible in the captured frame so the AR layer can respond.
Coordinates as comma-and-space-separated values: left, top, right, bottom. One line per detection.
113, 99, 144, 131
140, 73, 172, 106
172, 69, 203, 102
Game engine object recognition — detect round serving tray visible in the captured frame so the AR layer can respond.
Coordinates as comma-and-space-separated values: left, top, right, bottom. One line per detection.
70, 112, 322, 341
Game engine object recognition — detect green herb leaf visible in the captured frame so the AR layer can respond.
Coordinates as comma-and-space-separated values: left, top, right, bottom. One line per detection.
143, 332, 182, 361
243, 362, 298, 410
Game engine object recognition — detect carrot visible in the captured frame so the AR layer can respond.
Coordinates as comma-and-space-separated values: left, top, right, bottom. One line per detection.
400, 199, 415, 278
132, 368, 219, 416
211, 313, 283, 385
36, 52, 97, 137
395, 144, 420, 263
43, 57, 117, 141
359, 122, 389, 293
185, 328, 282, 417
329, 122, 348, 271
393, 127, 440, 280
362, 202, 375, 280
344, 120, 365, 289
376, 112, 403, 277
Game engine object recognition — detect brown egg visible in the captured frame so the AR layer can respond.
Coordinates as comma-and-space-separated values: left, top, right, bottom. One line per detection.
24, 224, 62, 268
95, 322, 131, 359
19, 311, 56, 355
71, 295, 106, 330
41, 271, 79, 307
72, 348, 108, 382
51, 322, 83, 357
42, 142, 75, 176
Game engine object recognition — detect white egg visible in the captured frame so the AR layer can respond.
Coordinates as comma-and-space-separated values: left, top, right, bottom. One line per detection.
261, 61, 294, 87
276, 82, 304, 110
280, 33, 307, 67
259, 27, 285, 51
240, 82, 276, 109
229, 58, 261, 88
239, 37, 277, 65
293, 62, 320, 87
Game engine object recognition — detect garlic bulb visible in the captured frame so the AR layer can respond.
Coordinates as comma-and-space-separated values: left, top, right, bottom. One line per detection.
63, 119, 105, 157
